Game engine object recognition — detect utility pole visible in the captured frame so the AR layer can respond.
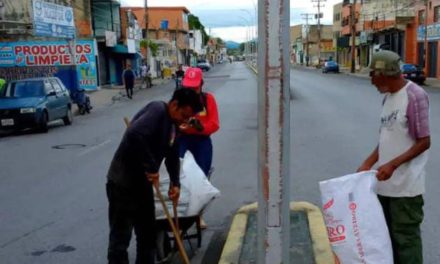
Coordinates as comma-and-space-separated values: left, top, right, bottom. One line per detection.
312, 0, 326, 65
143, 0, 149, 61
301, 13, 313, 66
350, 0, 357, 73
257, 0, 290, 262
424, 0, 429, 76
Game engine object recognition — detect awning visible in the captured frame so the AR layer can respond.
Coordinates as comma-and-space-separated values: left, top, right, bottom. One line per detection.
111, 45, 143, 58
111, 44, 130, 54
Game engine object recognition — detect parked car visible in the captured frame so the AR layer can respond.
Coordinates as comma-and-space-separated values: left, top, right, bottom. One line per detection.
0, 77, 73, 132
400, 63, 426, 85
322, 61, 339, 73
197, 60, 211, 71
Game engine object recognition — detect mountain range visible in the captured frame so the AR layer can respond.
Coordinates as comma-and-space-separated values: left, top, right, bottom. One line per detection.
225, 41, 240, 49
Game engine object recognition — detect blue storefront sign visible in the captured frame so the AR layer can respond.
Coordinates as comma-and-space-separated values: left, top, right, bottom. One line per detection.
417, 24, 440, 41
32, 0, 75, 38
0, 40, 98, 91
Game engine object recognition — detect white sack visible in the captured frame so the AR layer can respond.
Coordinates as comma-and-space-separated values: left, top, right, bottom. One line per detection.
155, 152, 220, 219
319, 171, 393, 264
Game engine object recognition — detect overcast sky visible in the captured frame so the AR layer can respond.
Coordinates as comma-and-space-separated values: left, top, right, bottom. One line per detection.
121, 0, 341, 42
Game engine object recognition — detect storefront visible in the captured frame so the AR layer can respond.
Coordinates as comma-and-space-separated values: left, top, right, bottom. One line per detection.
0, 39, 99, 91
417, 23, 440, 78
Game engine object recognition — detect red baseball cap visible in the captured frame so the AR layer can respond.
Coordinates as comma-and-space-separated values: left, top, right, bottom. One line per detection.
182, 67, 203, 89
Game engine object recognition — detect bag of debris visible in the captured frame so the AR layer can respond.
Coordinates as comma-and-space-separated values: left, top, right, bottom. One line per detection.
155, 151, 220, 219
319, 171, 393, 264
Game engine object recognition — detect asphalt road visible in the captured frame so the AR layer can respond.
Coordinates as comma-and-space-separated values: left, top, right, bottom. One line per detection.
1, 63, 439, 263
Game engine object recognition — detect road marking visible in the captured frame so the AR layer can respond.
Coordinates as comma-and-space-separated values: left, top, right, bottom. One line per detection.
77, 139, 111, 157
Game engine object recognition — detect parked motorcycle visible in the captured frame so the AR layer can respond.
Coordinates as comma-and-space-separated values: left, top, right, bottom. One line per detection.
70, 88, 92, 115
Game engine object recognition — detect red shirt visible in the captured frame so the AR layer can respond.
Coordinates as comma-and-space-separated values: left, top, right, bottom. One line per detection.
183, 92, 219, 136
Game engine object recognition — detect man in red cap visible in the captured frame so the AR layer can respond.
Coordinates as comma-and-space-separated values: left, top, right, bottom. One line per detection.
179, 67, 220, 177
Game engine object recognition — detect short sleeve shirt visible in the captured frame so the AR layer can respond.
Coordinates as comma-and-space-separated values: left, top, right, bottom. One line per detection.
377, 81, 430, 197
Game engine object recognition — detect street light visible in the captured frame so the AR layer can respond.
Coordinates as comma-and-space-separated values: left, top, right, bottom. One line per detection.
237, 23, 250, 62
240, 9, 257, 62
238, 16, 252, 64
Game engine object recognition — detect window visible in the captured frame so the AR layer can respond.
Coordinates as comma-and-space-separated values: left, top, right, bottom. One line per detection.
435, 6, 440, 22
44, 81, 54, 94
419, 10, 426, 24
10, 81, 45, 98
50, 79, 62, 93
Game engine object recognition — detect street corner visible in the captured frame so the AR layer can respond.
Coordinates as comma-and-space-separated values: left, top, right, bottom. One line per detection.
219, 201, 334, 264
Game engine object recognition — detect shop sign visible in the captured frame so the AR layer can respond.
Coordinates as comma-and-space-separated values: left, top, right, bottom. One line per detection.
0, 40, 97, 90
417, 23, 440, 41
32, 0, 75, 38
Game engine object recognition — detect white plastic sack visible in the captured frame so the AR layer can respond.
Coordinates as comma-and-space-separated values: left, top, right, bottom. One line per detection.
155, 152, 220, 219
319, 171, 393, 264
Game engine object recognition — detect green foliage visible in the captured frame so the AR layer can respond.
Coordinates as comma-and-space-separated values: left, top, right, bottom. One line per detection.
239, 43, 245, 52
140, 39, 159, 57
188, 14, 209, 45
227, 49, 240, 56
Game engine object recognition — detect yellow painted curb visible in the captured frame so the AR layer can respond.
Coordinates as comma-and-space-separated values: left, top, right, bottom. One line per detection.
219, 201, 334, 264
247, 64, 258, 75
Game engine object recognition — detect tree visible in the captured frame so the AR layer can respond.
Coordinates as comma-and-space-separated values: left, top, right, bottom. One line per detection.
188, 14, 209, 45
140, 39, 159, 57
239, 43, 245, 53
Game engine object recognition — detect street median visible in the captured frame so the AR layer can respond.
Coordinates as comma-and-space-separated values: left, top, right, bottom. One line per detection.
219, 201, 334, 264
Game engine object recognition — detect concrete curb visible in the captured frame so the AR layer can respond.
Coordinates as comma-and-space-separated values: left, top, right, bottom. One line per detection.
247, 64, 258, 75
219, 202, 334, 264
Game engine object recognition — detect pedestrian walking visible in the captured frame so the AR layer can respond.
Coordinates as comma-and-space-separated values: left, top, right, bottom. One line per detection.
106, 88, 203, 264
122, 64, 136, 99
178, 67, 220, 177
141, 63, 152, 89
357, 50, 430, 264
174, 64, 185, 90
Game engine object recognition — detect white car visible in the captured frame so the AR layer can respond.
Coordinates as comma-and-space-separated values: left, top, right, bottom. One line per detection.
196, 60, 211, 71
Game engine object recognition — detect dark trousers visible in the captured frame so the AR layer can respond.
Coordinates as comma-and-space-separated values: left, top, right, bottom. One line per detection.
142, 76, 151, 88
125, 85, 133, 98
378, 195, 424, 264
178, 135, 212, 176
107, 182, 156, 264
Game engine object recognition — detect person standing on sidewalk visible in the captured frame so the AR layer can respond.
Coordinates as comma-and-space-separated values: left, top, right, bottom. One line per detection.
357, 50, 430, 264
141, 63, 152, 89
106, 88, 203, 264
122, 64, 136, 99
178, 67, 220, 177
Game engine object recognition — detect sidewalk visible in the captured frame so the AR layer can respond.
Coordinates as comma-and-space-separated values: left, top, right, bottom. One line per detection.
85, 78, 171, 110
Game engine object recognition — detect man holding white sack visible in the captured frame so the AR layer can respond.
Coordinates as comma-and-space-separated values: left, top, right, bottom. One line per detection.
357, 50, 430, 264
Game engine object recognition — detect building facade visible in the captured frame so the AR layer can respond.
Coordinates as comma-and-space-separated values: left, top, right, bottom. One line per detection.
415, 0, 440, 78
0, 0, 99, 90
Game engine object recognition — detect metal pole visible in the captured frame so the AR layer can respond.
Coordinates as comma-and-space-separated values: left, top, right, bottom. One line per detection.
144, 0, 149, 60
312, 0, 326, 65
424, 0, 429, 75
301, 13, 313, 67
257, 0, 290, 263
351, 0, 357, 73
